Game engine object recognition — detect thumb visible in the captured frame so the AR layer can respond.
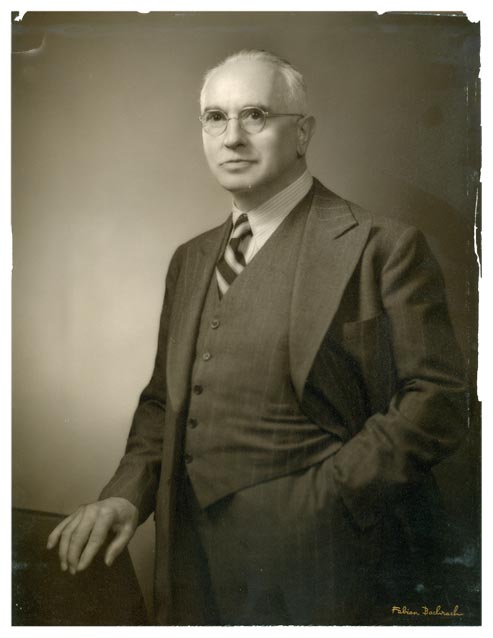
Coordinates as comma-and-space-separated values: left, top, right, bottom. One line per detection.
104, 524, 135, 567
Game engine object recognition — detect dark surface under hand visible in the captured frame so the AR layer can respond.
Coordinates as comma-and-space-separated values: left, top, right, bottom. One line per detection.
12, 507, 148, 626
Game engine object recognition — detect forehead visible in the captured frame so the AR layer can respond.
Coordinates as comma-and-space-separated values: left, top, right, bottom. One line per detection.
202, 60, 284, 110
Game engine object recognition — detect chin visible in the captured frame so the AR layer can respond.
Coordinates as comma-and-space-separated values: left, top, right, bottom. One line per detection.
216, 175, 257, 194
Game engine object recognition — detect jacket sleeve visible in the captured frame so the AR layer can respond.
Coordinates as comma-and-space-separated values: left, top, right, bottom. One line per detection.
332, 225, 467, 530
99, 248, 181, 524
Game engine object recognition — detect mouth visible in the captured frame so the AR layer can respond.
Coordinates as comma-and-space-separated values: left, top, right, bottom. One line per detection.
220, 160, 256, 172
220, 159, 256, 167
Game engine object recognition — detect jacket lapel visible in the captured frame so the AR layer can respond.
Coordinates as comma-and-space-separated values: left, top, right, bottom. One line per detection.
289, 179, 371, 402
166, 218, 231, 411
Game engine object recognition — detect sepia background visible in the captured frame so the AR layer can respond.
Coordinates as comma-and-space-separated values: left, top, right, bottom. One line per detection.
12, 12, 480, 619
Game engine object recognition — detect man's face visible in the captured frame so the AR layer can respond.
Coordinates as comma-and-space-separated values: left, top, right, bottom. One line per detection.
201, 60, 304, 206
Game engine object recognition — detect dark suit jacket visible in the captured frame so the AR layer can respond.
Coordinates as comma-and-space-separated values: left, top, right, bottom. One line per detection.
100, 178, 466, 622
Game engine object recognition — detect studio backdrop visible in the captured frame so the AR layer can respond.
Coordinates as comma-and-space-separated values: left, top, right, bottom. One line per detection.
12, 11, 480, 621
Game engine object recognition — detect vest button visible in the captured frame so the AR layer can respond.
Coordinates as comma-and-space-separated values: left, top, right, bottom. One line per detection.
202, 352, 212, 361
188, 418, 198, 428
210, 318, 220, 329
193, 384, 203, 395
184, 454, 193, 464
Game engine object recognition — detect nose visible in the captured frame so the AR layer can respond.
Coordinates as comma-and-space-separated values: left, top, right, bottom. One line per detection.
223, 116, 246, 148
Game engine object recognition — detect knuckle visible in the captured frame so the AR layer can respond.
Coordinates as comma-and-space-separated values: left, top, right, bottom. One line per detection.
121, 524, 133, 537
66, 537, 81, 551
70, 530, 84, 543
86, 536, 102, 547
98, 503, 114, 518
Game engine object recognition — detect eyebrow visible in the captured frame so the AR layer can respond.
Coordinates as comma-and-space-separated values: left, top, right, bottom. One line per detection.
202, 103, 271, 113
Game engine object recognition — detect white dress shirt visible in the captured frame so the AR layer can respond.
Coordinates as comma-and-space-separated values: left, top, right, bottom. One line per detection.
231, 170, 313, 264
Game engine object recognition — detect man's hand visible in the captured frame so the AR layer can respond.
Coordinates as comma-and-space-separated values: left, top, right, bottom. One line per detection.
46, 497, 139, 575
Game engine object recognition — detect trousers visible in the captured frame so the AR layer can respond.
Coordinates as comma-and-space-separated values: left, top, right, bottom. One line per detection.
168, 454, 383, 625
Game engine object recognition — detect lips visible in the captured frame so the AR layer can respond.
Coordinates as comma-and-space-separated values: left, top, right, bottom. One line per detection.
220, 160, 257, 172
220, 159, 255, 166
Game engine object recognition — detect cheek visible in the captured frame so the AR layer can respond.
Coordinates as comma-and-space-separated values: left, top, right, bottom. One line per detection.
262, 138, 296, 170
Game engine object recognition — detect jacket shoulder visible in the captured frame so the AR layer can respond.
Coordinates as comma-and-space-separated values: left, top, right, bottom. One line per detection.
312, 179, 432, 270
348, 201, 418, 240
314, 180, 423, 250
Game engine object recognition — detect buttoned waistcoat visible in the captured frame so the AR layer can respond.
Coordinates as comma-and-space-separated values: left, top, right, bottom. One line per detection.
184, 191, 342, 508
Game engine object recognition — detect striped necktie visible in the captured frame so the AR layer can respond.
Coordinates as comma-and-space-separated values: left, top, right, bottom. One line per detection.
215, 213, 253, 298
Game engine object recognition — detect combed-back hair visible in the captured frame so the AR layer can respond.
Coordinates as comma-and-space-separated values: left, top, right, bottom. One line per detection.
200, 49, 308, 114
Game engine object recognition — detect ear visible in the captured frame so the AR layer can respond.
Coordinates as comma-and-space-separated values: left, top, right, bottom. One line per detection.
296, 116, 316, 157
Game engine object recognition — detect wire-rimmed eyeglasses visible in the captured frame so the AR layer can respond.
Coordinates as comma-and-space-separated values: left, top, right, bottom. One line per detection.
199, 106, 304, 136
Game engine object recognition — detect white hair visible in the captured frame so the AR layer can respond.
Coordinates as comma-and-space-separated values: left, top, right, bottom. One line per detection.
199, 49, 308, 115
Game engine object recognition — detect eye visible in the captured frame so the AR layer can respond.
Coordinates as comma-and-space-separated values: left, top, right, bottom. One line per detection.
241, 107, 264, 122
204, 110, 226, 123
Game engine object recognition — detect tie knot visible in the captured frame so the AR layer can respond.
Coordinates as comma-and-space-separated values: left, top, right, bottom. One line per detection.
232, 213, 252, 240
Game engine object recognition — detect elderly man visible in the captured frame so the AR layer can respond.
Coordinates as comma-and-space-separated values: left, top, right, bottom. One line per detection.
48, 49, 465, 625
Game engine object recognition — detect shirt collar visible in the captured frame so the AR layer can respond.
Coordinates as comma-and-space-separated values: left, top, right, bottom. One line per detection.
231, 170, 313, 238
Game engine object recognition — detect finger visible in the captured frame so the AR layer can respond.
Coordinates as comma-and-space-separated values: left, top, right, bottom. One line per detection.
58, 509, 84, 572
47, 513, 76, 550
104, 523, 135, 567
76, 512, 114, 572
66, 508, 100, 574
